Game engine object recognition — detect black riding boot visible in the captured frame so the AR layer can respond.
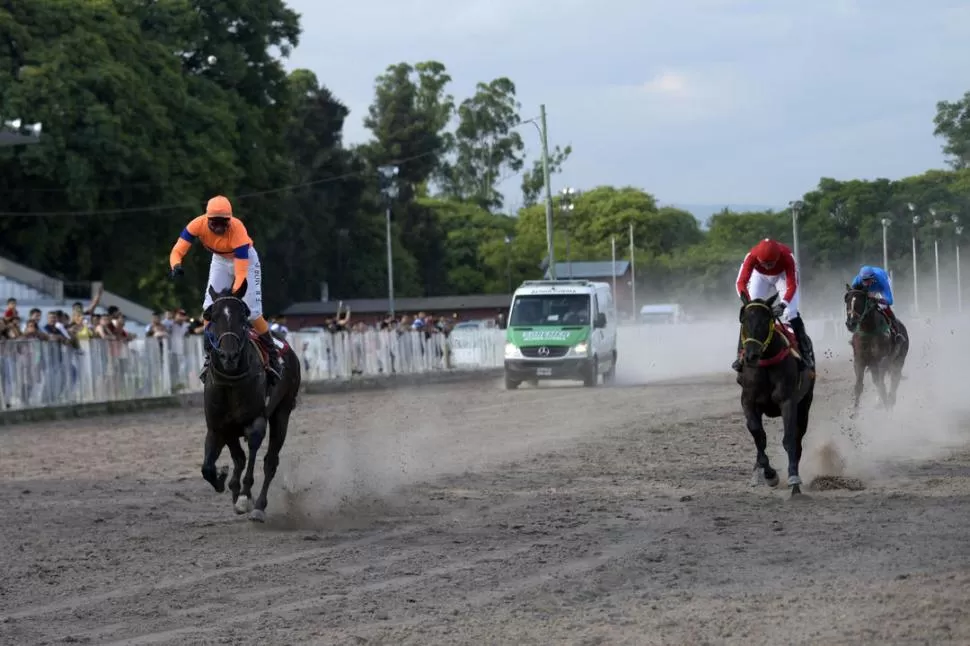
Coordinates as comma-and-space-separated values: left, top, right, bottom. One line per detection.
731, 333, 743, 372
259, 331, 283, 386
199, 328, 213, 383
788, 316, 815, 370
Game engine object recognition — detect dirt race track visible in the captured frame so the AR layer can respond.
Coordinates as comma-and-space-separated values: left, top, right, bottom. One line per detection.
3, 330, 970, 645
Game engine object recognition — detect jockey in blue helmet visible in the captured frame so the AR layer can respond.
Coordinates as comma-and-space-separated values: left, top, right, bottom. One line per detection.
850, 265, 904, 341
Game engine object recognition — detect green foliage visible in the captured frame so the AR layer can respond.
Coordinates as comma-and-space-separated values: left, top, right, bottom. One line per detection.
934, 91, 970, 170
438, 77, 525, 210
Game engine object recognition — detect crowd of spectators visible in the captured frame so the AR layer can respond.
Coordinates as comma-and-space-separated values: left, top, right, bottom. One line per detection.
313, 303, 459, 337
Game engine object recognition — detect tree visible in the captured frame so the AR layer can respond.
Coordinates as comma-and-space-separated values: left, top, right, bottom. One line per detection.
362, 61, 454, 186
520, 144, 572, 207
0, 0, 241, 304
440, 77, 525, 210
416, 198, 515, 294
934, 90, 970, 170
259, 69, 368, 312
361, 61, 457, 296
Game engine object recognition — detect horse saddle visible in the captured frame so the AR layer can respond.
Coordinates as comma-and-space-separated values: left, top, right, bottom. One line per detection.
246, 328, 288, 370
776, 324, 804, 361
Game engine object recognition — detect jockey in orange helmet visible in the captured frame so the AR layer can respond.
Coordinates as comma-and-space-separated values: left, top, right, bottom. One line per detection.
168, 195, 282, 384
733, 238, 815, 371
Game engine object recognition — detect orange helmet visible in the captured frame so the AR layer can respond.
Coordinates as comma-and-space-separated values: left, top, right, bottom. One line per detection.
205, 195, 233, 218
752, 238, 782, 265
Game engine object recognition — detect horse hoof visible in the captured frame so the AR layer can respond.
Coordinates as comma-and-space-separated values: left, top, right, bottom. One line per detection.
234, 495, 252, 515
766, 474, 780, 488
249, 509, 266, 523
789, 486, 805, 498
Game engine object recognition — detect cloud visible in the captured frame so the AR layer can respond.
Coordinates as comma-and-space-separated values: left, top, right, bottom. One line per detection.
642, 72, 690, 98
283, 0, 970, 204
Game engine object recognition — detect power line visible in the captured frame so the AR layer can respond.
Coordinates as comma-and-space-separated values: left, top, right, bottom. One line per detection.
0, 150, 439, 217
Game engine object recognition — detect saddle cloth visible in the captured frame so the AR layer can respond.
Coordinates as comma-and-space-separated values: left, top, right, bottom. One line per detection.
246, 329, 289, 369
776, 323, 803, 361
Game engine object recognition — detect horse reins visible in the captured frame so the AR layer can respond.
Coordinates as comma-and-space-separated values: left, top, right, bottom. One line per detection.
740, 302, 777, 353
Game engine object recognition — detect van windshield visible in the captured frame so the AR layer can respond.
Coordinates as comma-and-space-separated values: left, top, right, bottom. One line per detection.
509, 294, 590, 326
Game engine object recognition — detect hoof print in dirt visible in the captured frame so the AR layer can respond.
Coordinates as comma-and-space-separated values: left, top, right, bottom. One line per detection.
807, 476, 866, 492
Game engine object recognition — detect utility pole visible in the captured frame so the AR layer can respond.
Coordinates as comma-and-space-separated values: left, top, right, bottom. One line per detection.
629, 223, 636, 317
540, 104, 556, 279
560, 187, 577, 278
377, 165, 399, 317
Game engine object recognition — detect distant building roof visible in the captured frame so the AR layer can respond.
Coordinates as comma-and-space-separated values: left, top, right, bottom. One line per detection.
543, 260, 631, 280
284, 293, 512, 317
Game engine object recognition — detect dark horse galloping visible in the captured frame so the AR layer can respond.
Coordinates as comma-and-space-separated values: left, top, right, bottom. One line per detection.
737, 293, 816, 497
201, 282, 302, 522
844, 286, 909, 411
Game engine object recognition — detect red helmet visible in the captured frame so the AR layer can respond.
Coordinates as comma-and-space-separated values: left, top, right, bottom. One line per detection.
752, 238, 782, 265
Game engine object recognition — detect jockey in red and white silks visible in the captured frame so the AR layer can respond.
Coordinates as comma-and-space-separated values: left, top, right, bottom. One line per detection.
733, 238, 814, 371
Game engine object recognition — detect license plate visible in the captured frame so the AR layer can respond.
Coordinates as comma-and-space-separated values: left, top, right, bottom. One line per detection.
536, 367, 553, 376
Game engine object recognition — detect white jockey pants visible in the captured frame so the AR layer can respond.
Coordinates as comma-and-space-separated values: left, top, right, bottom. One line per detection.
738, 267, 801, 321
201, 247, 263, 320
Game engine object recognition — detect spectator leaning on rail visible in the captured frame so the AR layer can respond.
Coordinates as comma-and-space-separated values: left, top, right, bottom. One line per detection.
733, 238, 815, 372
167, 194, 282, 385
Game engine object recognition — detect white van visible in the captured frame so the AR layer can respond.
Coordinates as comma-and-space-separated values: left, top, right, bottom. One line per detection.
639, 303, 684, 324
500, 280, 618, 389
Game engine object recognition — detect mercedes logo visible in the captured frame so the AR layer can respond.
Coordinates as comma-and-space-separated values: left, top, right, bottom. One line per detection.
537, 346, 550, 356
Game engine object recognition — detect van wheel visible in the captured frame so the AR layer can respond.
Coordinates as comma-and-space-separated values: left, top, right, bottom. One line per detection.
603, 355, 616, 385
583, 358, 598, 388
504, 373, 520, 390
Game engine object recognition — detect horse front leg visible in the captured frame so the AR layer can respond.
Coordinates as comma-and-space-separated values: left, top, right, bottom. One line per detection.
225, 437, 247, 511
201, 427, 228, 493
887, 363, 902, 408
745, 406, 779, 488
871, 361, 890, 409
238, 416, 268, 515
781, 399, 804, 496
852, 357, 866, 411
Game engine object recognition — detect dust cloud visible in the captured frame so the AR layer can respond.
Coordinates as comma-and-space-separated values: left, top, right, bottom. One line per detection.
270, 269, 970, 528
800, 314, 970, 483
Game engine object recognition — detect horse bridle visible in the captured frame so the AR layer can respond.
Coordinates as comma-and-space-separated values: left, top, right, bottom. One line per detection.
206, 294, 250, 352
740, 301, 777, 353
845, 289, 874, 331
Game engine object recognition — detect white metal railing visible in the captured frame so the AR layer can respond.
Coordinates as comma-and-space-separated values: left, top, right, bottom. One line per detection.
0, 328, 506, 411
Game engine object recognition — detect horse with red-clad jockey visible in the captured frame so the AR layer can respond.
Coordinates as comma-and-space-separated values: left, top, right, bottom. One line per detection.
733, 238, 815, 372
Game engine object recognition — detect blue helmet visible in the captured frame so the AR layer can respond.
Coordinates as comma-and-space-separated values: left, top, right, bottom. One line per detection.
859, 265, 876, 279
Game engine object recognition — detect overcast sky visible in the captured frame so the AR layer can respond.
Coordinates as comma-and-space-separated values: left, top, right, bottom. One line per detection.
284, 0, 969, 211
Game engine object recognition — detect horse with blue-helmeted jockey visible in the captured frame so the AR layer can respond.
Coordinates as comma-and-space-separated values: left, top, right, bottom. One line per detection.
844, 265, 909, 410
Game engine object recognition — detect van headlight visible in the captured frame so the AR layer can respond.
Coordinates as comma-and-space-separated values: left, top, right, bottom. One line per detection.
572, 342, 589, 356
504, 343, 522, 359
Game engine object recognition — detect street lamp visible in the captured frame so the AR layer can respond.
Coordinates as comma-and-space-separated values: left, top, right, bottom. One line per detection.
908, 203, 919, 315
518, 106, 556, 279
954, 214, 963, 313
931, 209, 942, 314
788, 200, 803, 266
0, 118, 42, 146
504, 235, 513, 293
560, 187, 577, 279
377, 165, 399, 317
880, 217, 890, 275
